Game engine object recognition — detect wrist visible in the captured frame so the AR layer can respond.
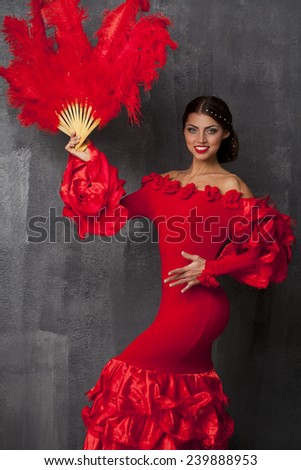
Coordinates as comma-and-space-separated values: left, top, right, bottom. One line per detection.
78, 141, 98, 164
197, 260, 219, 288
202, 258, 219, 276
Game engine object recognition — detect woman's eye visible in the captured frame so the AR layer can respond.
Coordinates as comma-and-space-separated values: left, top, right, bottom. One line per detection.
186, 127, 218, 134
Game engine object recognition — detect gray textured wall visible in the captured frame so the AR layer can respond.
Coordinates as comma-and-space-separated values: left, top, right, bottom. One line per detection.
0, 0, 300, 450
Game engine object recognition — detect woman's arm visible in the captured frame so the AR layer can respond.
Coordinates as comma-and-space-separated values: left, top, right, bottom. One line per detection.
165, 185, 295, 291
203, 245, 263, 276
196, 244, 263, 288
60, 134, 151, 239
164, 244, 263, 292
198, 195, 296, 289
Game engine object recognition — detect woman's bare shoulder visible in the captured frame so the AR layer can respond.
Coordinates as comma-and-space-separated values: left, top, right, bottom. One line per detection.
160, 170, 176, 178
221, 173, 254, 198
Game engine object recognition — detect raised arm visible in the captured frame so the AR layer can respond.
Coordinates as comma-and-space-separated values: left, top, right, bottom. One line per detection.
60, 134, 151, 239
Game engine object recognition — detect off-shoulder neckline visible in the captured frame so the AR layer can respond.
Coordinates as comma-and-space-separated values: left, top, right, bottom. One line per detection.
143, 171, 261, 201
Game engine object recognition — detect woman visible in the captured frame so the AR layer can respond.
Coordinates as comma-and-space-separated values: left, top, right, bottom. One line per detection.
60, 96, 295, 450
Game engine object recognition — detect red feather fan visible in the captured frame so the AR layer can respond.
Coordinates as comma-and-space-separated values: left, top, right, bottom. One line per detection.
0, 0, 177, 148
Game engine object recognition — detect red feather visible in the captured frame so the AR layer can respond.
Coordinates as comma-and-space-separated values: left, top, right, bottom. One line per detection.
139, 0, 150, 11
0, 0, 177, 133
104, 15, 177, 124
40, 0, 90, 58
95, 2, 138, 59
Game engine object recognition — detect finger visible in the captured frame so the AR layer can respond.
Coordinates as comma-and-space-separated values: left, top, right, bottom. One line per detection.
165, 268, 186, 282
70, 132, 80, 142
167, 267, 185, 276
66, 142, 75, 149
166, 266, 200, 283
164, 273, 183, 282
181, 284, 191, 293
68, 134, 80, 143
70, 138, 81, 147
65, 142, 74, 150
174, 274, 197, 285
181, 285, 190, 293
181, 251, 198, 260
66, 137, 82, 151
169, 278, 188, 287
181, 280, 199, 293
164, 271, 187, 283
165, 273, 196, 284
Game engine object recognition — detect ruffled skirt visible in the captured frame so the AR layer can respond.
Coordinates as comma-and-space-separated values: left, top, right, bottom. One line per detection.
82, 358, 234, 450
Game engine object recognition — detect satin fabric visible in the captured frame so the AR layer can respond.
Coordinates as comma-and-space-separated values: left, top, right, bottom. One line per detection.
59, 144, 295, 449
82, 358, 234, 450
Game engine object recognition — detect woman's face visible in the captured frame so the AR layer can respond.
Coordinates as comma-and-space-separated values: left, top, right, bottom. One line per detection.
183, 112, 230, 161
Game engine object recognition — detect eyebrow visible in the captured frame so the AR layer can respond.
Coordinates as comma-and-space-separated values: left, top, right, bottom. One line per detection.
186, 123, 220, 129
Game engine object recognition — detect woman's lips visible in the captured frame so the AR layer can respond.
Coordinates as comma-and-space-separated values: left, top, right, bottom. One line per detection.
194, 146, 209, 154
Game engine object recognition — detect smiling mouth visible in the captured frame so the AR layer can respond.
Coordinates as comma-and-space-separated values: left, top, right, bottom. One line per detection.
194, 146, 209, 154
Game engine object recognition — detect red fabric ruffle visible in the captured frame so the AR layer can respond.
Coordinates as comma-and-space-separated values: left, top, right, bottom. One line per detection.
59, 143, 128, 239
197, 265, 220, 288
82, 358, 234, 450
217, 196, 296, 288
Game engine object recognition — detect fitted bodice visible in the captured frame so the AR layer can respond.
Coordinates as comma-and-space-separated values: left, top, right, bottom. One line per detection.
120, 172, 256, 282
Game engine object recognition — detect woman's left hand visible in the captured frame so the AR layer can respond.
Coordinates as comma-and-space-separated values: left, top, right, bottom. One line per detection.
164, 251, 206, 293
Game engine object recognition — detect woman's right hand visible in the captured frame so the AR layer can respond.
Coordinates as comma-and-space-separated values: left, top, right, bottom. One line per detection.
65, 132, 91, 161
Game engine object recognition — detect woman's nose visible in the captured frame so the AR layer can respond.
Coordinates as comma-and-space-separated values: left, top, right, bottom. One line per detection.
195, 130, 207, 142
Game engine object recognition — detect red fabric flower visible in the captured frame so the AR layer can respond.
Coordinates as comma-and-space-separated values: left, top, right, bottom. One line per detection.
141, 172, 158, 185
60, 142, 128, 239
180, 183, 196, 199
141, 172, 167, 190
223, 189, 242, 209
216, 196, 296, 288
164, 179, 181, 194
197, 271, 220, 288
204, 185, 222, 201
152, 174, 165, 190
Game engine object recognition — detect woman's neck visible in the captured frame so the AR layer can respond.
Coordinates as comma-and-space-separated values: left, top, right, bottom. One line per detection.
184, 157, 224, 176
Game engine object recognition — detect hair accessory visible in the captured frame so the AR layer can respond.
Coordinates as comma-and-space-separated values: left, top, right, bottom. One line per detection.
205, 108, 231, 126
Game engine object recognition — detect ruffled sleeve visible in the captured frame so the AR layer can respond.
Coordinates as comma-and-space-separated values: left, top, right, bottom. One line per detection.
198, 195, 296, 289
59, 142, 150, 239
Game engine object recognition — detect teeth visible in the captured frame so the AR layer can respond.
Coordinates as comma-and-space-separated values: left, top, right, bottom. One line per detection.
195, 146, 208, 150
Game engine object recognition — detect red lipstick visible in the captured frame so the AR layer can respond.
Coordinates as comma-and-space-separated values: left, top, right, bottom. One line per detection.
194, 146, 209, 154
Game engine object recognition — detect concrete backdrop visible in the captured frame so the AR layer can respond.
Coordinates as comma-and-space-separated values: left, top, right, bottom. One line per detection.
0, 0, 300, 450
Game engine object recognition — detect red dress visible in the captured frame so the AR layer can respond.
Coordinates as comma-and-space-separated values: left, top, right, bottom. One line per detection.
60, 143, 296, 450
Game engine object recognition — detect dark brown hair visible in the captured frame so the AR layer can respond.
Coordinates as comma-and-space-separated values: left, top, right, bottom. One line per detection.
182, 96, 239, 163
